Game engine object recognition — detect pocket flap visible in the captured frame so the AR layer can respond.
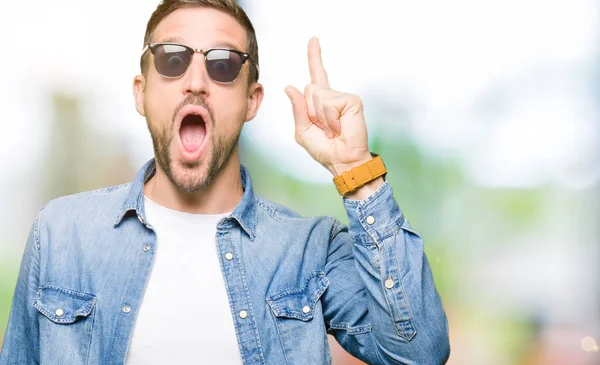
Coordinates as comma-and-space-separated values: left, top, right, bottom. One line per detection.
33, 284, 97, 324
267, 272, 329, 321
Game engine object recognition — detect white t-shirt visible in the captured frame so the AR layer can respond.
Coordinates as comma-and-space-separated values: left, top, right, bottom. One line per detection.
125, 196, 242, 364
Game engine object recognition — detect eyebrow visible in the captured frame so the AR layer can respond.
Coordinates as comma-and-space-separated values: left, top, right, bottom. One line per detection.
157, 37, 245, 52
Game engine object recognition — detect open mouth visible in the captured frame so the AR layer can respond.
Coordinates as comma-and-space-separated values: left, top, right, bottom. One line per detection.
179, 113, 207, 153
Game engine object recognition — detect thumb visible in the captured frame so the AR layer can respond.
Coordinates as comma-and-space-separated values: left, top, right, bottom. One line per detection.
284, 86, 311, 133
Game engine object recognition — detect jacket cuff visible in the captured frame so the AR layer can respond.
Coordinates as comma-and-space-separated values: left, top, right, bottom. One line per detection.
343, 181, 404, 245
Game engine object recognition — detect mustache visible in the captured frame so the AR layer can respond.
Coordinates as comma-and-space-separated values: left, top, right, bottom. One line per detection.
171, 94, 214, 124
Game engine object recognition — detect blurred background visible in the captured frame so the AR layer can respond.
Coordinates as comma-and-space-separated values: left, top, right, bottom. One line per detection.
0, 0, 598, 364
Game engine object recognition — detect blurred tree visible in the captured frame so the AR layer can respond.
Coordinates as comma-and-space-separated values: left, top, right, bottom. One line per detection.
43, 92, 135, 201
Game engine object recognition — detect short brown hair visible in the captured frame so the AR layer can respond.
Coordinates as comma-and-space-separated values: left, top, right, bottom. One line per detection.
140, 0, 259, 85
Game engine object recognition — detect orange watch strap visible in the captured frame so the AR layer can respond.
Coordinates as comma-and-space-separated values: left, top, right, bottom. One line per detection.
333, 156, 387, 195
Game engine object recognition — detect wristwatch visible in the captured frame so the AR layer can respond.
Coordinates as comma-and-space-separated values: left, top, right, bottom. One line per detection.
333, 154, 387, 195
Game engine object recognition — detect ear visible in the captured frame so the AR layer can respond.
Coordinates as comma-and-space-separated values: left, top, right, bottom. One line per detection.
133, 74, 146, 116
245, 82, 264, 122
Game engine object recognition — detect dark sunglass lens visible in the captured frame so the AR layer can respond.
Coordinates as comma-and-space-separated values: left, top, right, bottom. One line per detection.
154, 44, 191, 77
206, 50, 243, 83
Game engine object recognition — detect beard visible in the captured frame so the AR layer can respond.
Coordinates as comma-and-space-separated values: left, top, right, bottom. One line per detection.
147, 94, 241, 193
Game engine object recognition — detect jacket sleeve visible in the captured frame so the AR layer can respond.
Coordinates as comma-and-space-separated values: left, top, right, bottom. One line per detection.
0, 216, 41, 365
322, 181, 450, 365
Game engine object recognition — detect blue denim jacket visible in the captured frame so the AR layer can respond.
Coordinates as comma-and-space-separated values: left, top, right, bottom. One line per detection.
0, 159, 449, 365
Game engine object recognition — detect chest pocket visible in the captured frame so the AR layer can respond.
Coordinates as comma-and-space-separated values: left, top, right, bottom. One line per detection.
267, 272, 331, 364
33, 284, 97, 364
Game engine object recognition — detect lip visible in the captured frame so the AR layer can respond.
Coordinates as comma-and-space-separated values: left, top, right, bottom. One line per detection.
174, 104, 212, 162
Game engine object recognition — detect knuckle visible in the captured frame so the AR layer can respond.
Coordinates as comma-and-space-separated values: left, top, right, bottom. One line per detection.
351, 95, 363, 110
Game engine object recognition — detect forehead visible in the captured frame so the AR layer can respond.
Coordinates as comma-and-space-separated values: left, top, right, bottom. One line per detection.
153, 7, 247, 51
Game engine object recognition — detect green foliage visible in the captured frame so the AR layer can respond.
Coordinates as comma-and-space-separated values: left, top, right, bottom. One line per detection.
0, 260, 18, 350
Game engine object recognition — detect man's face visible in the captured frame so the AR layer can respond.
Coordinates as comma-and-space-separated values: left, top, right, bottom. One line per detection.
134, 7, 263, 192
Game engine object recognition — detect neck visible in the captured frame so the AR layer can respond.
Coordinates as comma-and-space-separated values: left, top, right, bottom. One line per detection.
143, 151, 243, 214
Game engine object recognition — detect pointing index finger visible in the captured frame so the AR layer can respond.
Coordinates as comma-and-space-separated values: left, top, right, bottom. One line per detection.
308, 37, 330, 89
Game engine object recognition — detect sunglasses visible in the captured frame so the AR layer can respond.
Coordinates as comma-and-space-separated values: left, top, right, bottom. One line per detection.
141, 42, 253, 83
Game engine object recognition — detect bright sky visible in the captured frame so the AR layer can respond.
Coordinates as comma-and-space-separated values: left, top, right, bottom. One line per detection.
0, 0, 598, 188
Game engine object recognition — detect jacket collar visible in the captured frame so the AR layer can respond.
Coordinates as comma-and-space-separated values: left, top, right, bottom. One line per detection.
113, 159, 257, 241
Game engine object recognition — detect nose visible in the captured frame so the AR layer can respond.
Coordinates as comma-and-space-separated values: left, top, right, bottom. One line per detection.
182, 53, 210, 96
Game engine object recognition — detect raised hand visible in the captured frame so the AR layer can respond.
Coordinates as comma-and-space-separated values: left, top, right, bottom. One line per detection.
284, 37, 373, 177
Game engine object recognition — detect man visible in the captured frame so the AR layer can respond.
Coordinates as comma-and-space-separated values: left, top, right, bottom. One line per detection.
0, 0, 449, 364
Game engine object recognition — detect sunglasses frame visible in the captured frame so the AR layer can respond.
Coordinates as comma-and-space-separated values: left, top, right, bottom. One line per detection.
141, 42, 251, 84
